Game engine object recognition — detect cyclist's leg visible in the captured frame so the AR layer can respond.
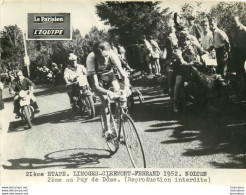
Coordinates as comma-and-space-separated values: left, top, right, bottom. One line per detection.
173, 74, 183, 112
98, 94, 112, 133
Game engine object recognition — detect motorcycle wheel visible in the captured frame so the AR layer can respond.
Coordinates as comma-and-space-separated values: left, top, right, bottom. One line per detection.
23, 105, 32, 128
83, 96, 95, 118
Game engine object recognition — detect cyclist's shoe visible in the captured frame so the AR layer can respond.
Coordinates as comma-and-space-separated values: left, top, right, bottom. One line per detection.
104, 130, 116, 140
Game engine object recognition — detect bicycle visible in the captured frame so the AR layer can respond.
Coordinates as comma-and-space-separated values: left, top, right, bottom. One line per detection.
100, 88, 146, 168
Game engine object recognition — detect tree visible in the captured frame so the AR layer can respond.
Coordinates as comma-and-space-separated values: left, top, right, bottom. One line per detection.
0, 25, 25, 71
209, 2, 246, 33
26, 28, 85, 73
82, 26, 109, 63
96, 2, 168, 45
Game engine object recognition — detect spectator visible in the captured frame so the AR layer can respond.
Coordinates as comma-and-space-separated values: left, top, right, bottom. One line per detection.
165, 25, 179, 98
150, 37, 161, 75
142, 35, 153, 75
187, 15, 203, 41
165, 25, 178, 63
229, 16, 246, 83
209, 18, 231, 78
117, 45, 133, 71
200, 19, 214, 51
136, 42, 145, 72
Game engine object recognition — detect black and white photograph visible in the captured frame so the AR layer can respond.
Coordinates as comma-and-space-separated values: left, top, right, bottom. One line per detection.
0, 0, 246, 192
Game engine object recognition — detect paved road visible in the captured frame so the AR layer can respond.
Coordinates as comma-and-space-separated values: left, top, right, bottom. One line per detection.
1, 84, 246, 169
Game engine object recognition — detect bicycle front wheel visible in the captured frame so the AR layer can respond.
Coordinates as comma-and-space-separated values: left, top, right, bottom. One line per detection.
122, 114, 146, 168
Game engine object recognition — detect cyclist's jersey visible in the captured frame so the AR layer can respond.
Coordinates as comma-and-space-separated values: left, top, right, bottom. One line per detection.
86, 50, 122, 89
86, 50, 121, 75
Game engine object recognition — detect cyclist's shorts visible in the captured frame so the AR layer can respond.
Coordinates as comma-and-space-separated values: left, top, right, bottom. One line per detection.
98, 70, 117, 89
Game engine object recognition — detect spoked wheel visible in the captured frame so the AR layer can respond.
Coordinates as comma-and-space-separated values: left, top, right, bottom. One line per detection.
23, 105, 33, 128
100, 114, 119, 153
121, 114, 146, 168
85, 96, 95, 118
81, 96, 95, 118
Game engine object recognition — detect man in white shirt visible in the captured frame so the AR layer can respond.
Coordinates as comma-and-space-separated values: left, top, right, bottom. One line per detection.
64, 53, 87, 108
209, 19, 230, 78
200, 19, 213, 51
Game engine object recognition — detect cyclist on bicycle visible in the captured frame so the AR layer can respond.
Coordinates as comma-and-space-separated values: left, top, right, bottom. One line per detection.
86, 41, 130, 139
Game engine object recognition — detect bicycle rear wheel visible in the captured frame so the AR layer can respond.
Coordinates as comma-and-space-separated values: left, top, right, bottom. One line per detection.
100, 114, 119, 153
122, 114, 146, 168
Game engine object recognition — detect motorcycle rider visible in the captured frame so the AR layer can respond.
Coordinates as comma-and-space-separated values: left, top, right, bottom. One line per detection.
10, 70, 40, 118
64, 53, 87, 109
171, 30, 206, 112
86, 40, 130, 139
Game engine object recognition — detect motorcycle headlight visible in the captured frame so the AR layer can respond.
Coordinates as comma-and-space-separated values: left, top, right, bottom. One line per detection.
19, 90, 28, 98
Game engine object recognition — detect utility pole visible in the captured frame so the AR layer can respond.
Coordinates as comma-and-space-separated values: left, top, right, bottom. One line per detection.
22, 31, 30, 77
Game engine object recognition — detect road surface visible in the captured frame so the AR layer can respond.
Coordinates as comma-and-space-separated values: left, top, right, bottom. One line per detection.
1, 84, 246, 169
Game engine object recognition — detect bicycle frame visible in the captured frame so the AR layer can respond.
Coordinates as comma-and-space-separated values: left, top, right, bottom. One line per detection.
103, 91, 146, 167
106, 96, 127, 141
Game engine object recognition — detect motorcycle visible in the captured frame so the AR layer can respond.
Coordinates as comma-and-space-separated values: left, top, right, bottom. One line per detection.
176, 54, 229, 115
18, 90, 35, 128
72, 75, 96, 118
